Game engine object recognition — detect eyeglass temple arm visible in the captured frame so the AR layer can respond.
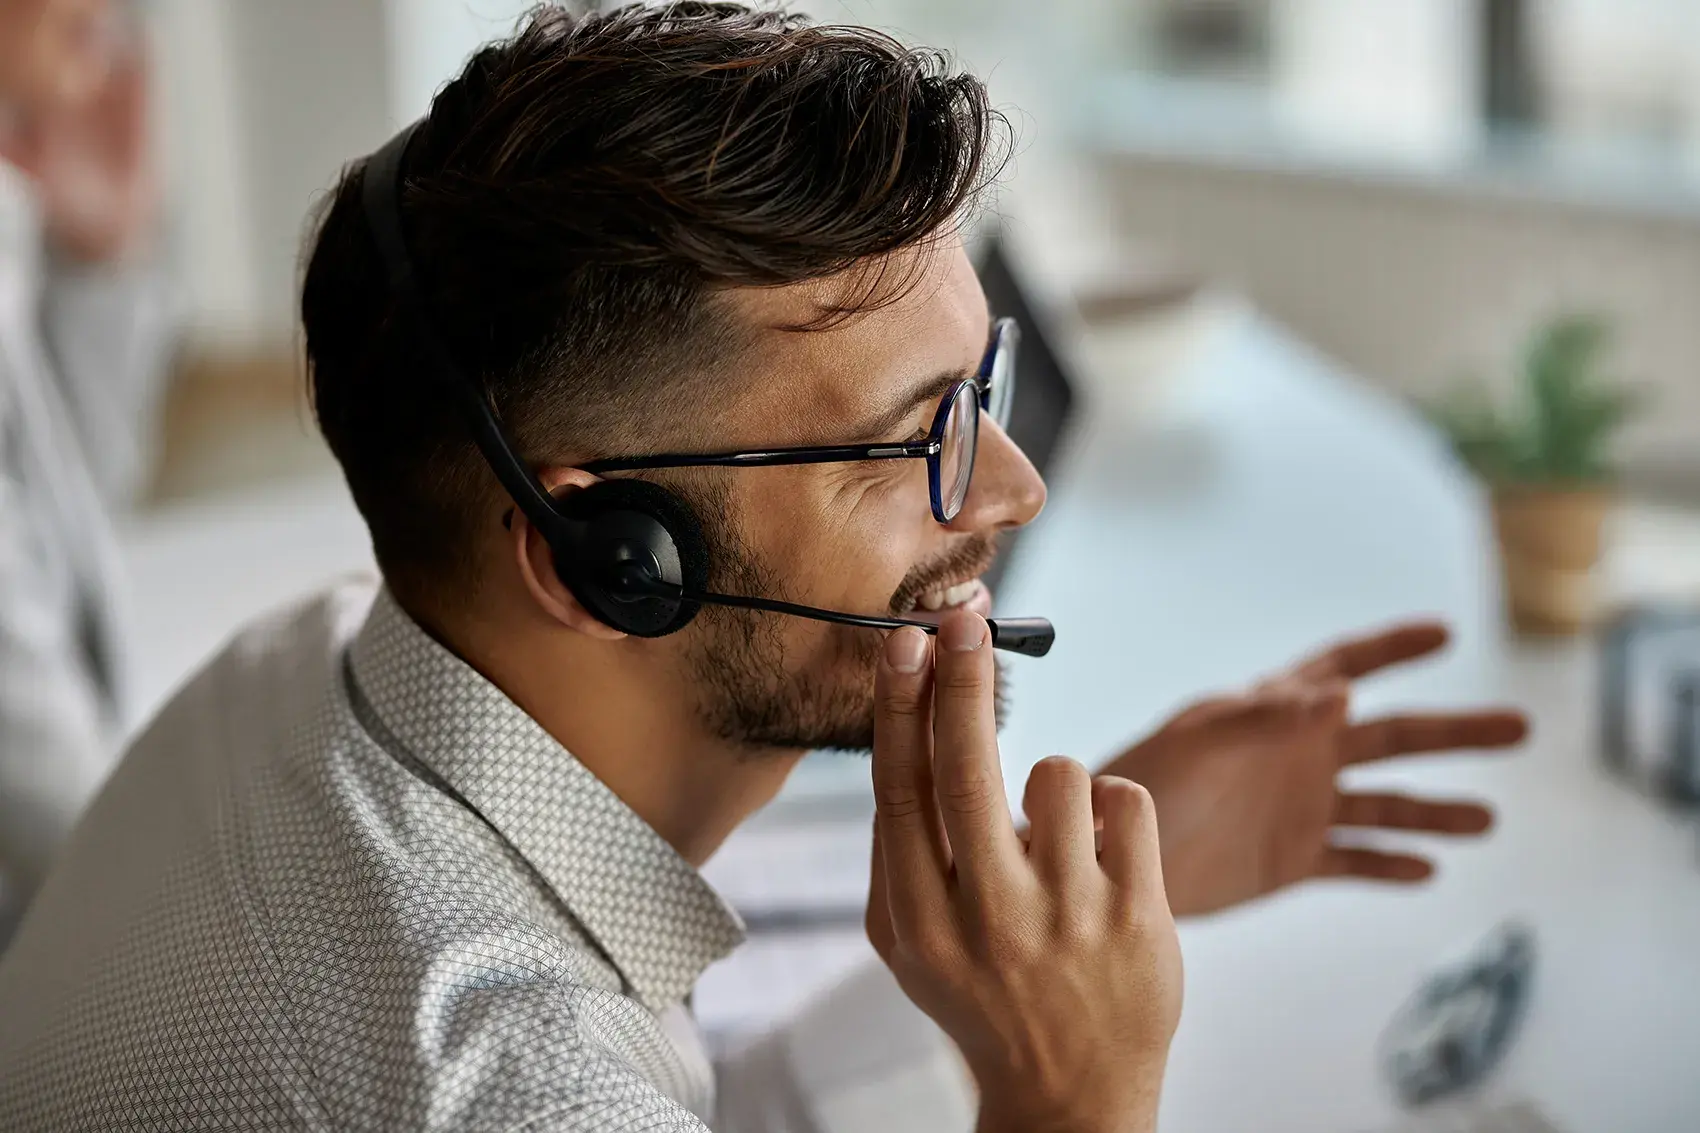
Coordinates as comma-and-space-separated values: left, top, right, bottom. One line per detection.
583, 441, 937, 474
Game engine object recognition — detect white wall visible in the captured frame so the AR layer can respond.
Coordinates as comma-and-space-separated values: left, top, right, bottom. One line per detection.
151, 0, 264, 348
383, 0, 536, 126
225, 0, 394, 342
1095, 149, 1700, 487
152, 0, 533, 352
1272, 0, 1478, 162
1536, 0, 1700, 152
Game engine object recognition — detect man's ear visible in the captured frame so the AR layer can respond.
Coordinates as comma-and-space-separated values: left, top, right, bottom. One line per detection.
510, 467, 628, 642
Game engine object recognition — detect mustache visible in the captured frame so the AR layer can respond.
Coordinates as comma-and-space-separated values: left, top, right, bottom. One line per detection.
887, 535, 1000, 616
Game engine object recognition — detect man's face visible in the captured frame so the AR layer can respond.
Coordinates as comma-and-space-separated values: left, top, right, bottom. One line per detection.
0, 0, 114, 110
673, 238, 1047, 752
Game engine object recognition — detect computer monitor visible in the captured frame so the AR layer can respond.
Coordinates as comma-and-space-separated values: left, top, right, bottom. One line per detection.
972, 233, 1079, 595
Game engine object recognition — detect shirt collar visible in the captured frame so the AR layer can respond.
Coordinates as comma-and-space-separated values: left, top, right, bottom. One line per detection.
347, 588, 745, 1011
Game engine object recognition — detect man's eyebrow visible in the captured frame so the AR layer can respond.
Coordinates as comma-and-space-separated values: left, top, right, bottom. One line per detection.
843, 369, 967, 445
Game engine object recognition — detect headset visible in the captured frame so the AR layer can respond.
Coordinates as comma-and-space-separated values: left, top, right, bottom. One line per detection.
359, 122, 1054, 658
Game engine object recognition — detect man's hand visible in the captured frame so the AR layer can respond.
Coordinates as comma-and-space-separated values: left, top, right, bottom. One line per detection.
867, 610, 1183, 1133
1098, 622, 1528, 918
0, 35, 154, 264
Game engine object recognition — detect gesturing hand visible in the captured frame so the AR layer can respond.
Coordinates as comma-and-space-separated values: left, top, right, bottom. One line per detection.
0, 34, 154, 264
866, 609, 1183, 1133
1098, 621, 1528, 918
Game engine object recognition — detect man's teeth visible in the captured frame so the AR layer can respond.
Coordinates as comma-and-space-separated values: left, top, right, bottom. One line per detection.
917, 580, 979, 611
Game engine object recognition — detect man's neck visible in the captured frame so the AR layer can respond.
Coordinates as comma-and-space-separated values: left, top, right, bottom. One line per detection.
437, 609, 803, 867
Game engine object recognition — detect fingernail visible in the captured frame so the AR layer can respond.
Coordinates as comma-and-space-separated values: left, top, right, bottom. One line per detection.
940, 611, 985, 653
885, 626, 928, 673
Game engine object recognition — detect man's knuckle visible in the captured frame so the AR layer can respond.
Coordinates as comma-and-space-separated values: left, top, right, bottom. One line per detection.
873, 784, 925, 819
933, 667, 986, 700
1120, 779, 1156, 817
878, 690, 928, 722
1092, 773, 1132, 797
937, 772, 996, 816
1032, 754, 1088, 789
872, 769, 927, 818
1097, 775, 1151, 815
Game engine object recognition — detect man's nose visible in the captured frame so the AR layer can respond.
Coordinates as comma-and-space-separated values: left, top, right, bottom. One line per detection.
948, 417, 1046, 535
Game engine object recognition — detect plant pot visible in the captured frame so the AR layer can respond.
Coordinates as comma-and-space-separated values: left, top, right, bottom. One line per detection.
1490, 486, 1612, 637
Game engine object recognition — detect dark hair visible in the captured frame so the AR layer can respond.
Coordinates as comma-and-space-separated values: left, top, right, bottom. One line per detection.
301, 2, 1007, 611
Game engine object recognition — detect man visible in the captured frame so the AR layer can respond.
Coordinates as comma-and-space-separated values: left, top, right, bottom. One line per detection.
0, 0, 169, 928
0, 5, 1525, 1130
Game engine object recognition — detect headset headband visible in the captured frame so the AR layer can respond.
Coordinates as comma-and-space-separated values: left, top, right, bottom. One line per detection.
360, 122, 572, 542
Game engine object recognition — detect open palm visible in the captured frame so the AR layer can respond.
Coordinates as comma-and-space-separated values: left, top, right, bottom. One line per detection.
1098, 622, 1528, 918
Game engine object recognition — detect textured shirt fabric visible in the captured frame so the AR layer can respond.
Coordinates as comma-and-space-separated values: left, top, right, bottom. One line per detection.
0, 581, 747, 1130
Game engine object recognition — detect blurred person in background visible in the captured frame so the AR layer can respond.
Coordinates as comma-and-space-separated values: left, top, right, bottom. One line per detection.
0, 0, 171, 938
0, 5, 1524, 1130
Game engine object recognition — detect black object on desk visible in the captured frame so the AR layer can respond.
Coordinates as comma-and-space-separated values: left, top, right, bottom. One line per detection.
972, 233, 1078, 595
1598, 604, 1700, 807
1381, 922, 1537, 1108
1666, 669, 1700, 805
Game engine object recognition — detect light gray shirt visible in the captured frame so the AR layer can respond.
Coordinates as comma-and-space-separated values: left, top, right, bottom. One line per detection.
0, 175, 173, 909
0, 582, 748, 1130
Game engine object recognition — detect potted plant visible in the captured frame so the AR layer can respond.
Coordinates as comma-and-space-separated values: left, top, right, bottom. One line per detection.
1427, 313, 1641, 636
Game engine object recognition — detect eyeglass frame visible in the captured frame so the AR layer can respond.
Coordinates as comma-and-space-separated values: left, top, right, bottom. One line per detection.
581, 317, 1020, 525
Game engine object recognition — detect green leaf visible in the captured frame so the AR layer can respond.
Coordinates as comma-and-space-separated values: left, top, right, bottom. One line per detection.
1425, 311, 1643, 485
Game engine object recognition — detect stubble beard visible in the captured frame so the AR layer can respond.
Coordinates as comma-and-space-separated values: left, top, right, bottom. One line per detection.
684, 511, 1007, 755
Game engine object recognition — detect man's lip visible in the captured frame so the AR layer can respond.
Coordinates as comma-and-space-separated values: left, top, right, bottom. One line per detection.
900, 579, 993, 625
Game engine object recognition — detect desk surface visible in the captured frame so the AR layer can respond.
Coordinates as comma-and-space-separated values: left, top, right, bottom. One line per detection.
119, 301, 1700, 1133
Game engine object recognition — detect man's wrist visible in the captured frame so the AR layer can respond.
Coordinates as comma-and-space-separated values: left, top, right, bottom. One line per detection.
976, 1108, 1157, 1133
973, 1064, 1166, 1133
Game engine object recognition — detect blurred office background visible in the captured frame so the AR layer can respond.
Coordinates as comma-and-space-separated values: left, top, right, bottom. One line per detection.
88, 2, 1700, 1131
143, 0, 1700, 501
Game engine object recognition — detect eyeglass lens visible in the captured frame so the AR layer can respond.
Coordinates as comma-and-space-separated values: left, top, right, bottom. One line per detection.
937, 381, 980, 521
986, 320, 1018, 430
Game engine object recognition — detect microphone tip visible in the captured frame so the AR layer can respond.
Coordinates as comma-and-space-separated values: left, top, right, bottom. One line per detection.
987, 617, 1055, 658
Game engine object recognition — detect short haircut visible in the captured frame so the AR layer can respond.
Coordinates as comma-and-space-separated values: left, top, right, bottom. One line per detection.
300, 2, 1007, 611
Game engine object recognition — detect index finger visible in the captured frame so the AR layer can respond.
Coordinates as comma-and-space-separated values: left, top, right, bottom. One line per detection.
1293, 621, 1450, 681
872, 626, 950, 930
930, 609, 1024, 895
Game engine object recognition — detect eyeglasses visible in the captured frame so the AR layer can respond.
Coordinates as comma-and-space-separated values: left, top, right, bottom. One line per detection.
583, 318, 1019, 524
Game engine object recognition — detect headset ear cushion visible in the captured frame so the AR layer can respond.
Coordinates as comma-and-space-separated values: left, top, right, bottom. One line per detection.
571, 478, 709, 594
556, 477, 710, 636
